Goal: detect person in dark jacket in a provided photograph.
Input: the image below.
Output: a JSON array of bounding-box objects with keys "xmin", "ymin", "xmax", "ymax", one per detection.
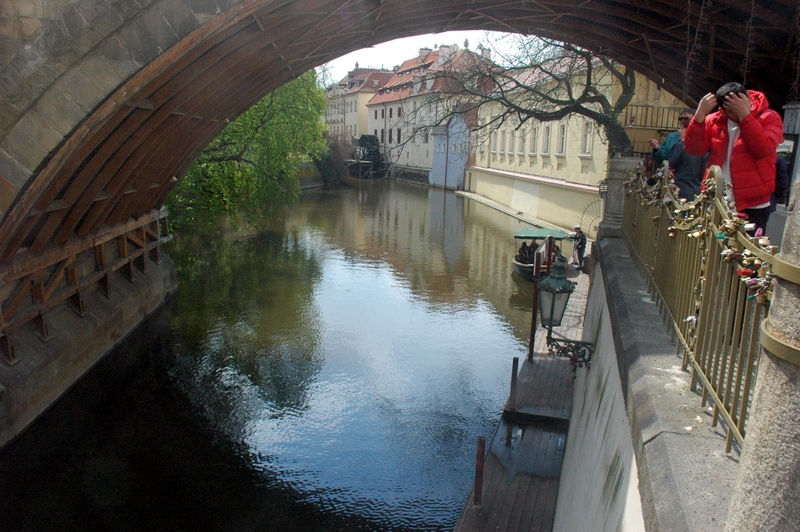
[
  {"xmin": 684, "ymin": 82, "xmax": 783, "ymax": 233},
  {"xmin": 649, "ymin": 108, "xmax": 694, "ymax": 166},
  {"xmin": 772, "ymin": 154, "xmax": 789, "ymax": 212},
  {"xmin": 666, "ymin": 127, "xmax": 707, "ymax": 201}
]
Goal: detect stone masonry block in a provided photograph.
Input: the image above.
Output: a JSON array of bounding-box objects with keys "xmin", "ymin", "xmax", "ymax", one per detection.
[
  {"xmin": 0, "ymin": 173, "xmax": 20, "ymax": 213},
  {"xmin": 116, "ymin": 16, "xmax": 161, "ymax": 66},
  {"xmin": 0, "ymin": 0, "xmax": 44, "ymax": 18},
  {"xmin": 158, "ymin": 0, "xmax": 200, "ymax": 40},
  {"xmin": 98, "ymin": 36, "xmax": 139, "ymax": 80},
  {"xmin": 61, "ymin": 5, "xmax": 90, "ymax": 41},
  {"xmin": 0, "ymin": 116, "xmax": 55, "ymax": 173},
  {"xmin": 74, "ymin": 0, "xmax": 126, "ymax": 42},
  {"xmin": 139, "ymin": 4, "xmax": 180, "ymax": 53},
  {"xmin": 18, "ymin": 17, "xmax": 43, "ymax": 40},
  {"xmin": 58, "ymin": 64, "xmax": 104, "ymax": 112},
  {"xmin": 189, "ymin": 0, "xmax": 222, "ymax": 16},
  {"xmin": 108, "ymin": 0, "xmax": 145, "ymax": 22},
  {"xmin": 0, "ymin": 146, "xmax": 30, "ymax": 191},
  {"xmin": 75, "ymin": 54, "xmax": 125, "ymax": 101},
  {"xmin": 9, "ymin": 108, "xmax": 64, "ymax": 158},
  {"xmin": 32, "ymin": 85, "xmax": 85, "ymax": 137}
]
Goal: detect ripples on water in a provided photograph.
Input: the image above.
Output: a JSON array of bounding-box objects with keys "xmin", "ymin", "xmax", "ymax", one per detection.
[{"xmin": 0, "ymin": 180, "xmax": 535, "ymax": 531}]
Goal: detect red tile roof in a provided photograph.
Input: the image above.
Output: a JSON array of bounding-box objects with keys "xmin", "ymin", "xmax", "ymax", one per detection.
[{"xmin": 367, "ymin": 47, "xmax": 487, "ymax": 106}]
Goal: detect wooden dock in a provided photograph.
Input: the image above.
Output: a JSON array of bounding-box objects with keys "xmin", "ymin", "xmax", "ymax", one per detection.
[{"xmin": 455, "ymin": 264, "xmax": 589, "ymax": 532}]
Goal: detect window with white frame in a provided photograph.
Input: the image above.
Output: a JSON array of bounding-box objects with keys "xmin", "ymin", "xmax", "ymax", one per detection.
[
  {"xmin": 542, "ymin": 124, "xmax": 551, "ymax": 155},
  {"xmin": 529, "ymin": 122, "xmax": 538, "ymax": 155},
  {"xmin": 491, "ymin": 130, "xmax": 497, "ymax": 153},
  {"xmin": 518, "ymin": 129, "xmax": 526, "ymax": 155},
  {"xmin": 500, "ymin": 129, "xmax": 507, "ymax": 153},
  {"xmin": 580, "ymin": 120, "xmax": 593, "ymax": 155},
  {"xmin": 556, "ymin": 120, "xmax": 567, "ymax": 155}
]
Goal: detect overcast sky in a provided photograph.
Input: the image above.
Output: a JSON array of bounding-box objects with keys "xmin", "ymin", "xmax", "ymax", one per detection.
[{"xmin": 320, "ymin": 30, "xmax": 513, "ymax": 83}]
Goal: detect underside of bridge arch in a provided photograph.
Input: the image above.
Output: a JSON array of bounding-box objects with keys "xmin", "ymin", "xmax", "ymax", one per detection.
[{"xmin": 0, "ymin": 0, "xmax": 797, "ymax": 265}]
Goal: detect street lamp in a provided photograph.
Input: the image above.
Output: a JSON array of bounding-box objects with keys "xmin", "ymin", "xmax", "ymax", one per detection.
[{"xmin": 538, "ymin": 257, "xmax": 595, "ymax": 376}]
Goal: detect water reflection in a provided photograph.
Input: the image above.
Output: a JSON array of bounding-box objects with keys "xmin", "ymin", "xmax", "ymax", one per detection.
[{"xmin": 0, "ymin": 179, "xmax": 539, "ymax": 531}]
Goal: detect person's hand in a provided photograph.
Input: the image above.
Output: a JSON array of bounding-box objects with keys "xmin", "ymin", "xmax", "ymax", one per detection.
[
  {"xmin": 695, "ymin": 93, "xmax": 717, "ymax": 123},
  {"xmin": 722, "ymin": 92, "xmax": 751, "ymax": 122},
  {"xmin": 648, "ymin": 138, "xmax": 660, "ymax": 150}
]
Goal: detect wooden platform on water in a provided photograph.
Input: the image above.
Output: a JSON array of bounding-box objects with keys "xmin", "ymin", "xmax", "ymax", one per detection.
[{"xmin": 455, "ymin": 264, "xmax": 589, "ymax": 532}]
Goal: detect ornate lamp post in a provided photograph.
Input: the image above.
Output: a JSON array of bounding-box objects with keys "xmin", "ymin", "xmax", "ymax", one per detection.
[{"xmin": 538, "ymin": 257, "xmax": 594, "ymax": 376}]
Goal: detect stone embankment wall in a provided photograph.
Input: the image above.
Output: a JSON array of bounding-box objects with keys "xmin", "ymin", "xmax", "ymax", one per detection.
[
  {"xmin": 0, "ymin": 256, "xmax": 177, "ymax": 448},
  {"xmin": 553, "ymin": 237, "xmax": 739, "ymax": 531},
  {"xmin": 554, "ymin": 262, "xmax": 645, "ymax": 531}
]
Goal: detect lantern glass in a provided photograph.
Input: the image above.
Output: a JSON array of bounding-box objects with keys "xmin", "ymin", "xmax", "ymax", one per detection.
[
  {"xmin": 539, "ymin": 288, "xmax": 570, "ymax": 327},
  {"xmin": 537, "ymin": 259, "xmax": 574, "ymax": 328}
]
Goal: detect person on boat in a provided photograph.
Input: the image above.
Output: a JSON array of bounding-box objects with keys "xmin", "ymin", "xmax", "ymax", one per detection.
[{"xmin": 516, "ymin": 241, "xmax": 530, "ymax": 264}]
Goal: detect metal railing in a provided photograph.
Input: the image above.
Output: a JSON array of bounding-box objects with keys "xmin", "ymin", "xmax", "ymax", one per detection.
[{"xmin": 622, "ymin": 165, "xmax": 779, "ymax": 452}]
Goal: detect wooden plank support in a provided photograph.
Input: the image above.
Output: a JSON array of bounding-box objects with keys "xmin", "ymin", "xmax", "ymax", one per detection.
[
  {"xmin": 99, "ymin": 272, "xmax": 111, "ymax": 299},
  {"xmin": 32, "ymin": 313, "xmax": 50, "ymax": 342},
  {"xmin": 0, "ymin": 204, "xmax": 171, "ymax": 365},
  {"xmin": 95, "ymin": 242, "xmax": 107, "ymax": 270},
  {"xmin": 118, "ymin": 236, "xmax": 134, "ymax": 282},
  {"xmin": 0, "ymin": 333, "xmax": 16, "ymax": 365},
  {"xmin": 67, "ymin": 266, "xmax": 86, "ymax": 317},
  {"xmin": 124, "ymin": 259, "xmax": 135, "ymax": 283},
  {"xmin": 31, "ymin": 281, "xmax": 45, "ymax": 305},
  {"xmin": 1, "ymin": 207, "xmax": 168, "ymax": 285},
  {"xmin": 3, "ymin": 277, "xmax": 34, "ymax": 319}
]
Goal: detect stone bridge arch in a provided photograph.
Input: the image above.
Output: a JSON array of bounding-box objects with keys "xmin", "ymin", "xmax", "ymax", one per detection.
[{"xmin": 0, "ymin": 0, "xmax": 797, "ymax": 265}]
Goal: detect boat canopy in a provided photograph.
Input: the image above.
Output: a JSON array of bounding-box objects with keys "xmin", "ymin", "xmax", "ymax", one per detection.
[{"xmin": 513, "ymin": 227, "xmax": 567, "ymax": 241}]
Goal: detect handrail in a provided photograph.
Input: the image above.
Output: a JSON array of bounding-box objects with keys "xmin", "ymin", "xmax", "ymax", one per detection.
[{"xmin": 621, "ymin": 163, "xmax": 783, "ymax": 451}]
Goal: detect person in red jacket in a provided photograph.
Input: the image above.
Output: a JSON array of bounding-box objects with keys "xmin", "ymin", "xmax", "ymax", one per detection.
[{"xmin": 684, "ymin": 82, "xmax": 783, "ymax": 233}]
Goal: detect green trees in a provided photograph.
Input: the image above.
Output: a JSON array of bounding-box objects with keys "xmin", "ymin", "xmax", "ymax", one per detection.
[{"xmin": 168, "ymin": 70, "xmax": 328, "ymax": 228}]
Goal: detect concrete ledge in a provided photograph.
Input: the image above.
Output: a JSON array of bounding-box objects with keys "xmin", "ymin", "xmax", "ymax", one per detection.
[{"xmin": 597, "ymin": 236, "xmax": 738, "ymax": 531}]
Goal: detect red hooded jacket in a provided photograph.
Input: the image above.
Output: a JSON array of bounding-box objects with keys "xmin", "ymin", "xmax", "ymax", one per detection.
[{"xmin": 684, "ymin": 90, "xmax": 783, "ymax": 210}]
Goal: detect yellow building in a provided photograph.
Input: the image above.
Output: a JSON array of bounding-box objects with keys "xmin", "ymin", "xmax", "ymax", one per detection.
[
  {"xmin": 324, "ymin": 65, "xmax": 394, "ymax": 146},
  {"xmin": 465, "ymin": 71, "xmax": 688, "ymax": 239}
]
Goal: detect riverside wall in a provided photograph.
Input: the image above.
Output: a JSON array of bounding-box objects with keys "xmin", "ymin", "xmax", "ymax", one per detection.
[
  {"xmin": 0, "ymin": 256, "xmax": 177, "ymax": 448},
  {"xmin": 553, "ymin": 237, "xmax": 738, "ymax": 531}
]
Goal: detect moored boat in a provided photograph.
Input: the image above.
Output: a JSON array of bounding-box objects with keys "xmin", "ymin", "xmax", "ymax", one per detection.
[{"xmin": 513, "ymin": 227, "xmax": 567, "ymax": 281}]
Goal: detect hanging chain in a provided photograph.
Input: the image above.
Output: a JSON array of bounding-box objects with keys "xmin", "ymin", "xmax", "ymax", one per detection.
[
  {"xmin": 683, "ymin": 0, "xmax": 708, "ymax": 99},
  {"xmin": 740, "ymin": 0, "xmax": 756, "ymax": 84},
  {"xmin": 789, "ymin": 7, "xmax": 800, "ymax": 102}
]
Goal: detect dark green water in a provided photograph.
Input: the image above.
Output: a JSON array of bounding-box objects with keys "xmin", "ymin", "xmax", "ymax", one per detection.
[{"xmin": 0, "ymin": 180, "xmax": 538, "ymax": 531}]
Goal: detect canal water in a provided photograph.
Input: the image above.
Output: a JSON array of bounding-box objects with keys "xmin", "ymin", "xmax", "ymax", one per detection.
[{"xmin": 0, "ymin": 180, "xmax": 539, "ymax": 531}]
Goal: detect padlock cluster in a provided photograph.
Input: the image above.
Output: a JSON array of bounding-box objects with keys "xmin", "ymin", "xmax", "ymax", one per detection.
[{"xmin": 626, "ymin": 165, "xmax": 779, "ymax": 307}]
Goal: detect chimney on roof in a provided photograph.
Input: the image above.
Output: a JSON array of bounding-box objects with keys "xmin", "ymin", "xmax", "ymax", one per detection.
[
  {"xmin": 438, "ymin": 45, "xmax": 453, "ymax": 65},
  {"xmin": 419, "ymin": 47, "xmax": 432, "ymax": 61},
  {"xmin": 481, "ymin": 46, "xmax": 491, "ymax": 60},
  {"xmin": 355, "ymin": 61, "xmax": 359, "ymax": 69}
]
